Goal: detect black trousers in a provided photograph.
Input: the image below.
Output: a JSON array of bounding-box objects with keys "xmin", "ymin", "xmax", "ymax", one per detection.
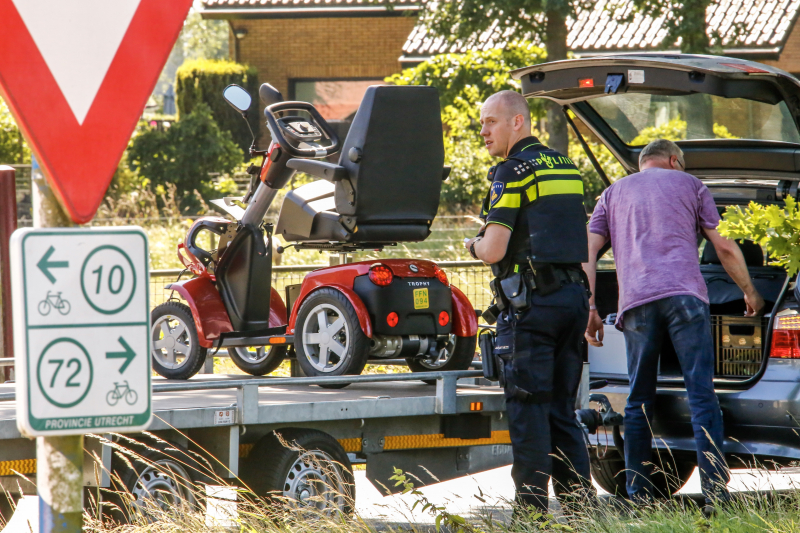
[{"xmin": 495, "ymin": 282, "xmax": 591, "ymax": 513}]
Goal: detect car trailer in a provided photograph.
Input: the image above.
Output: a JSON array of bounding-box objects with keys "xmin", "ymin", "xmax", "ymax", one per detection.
[{"xmin": 0, "ymin": 370, "xmax": 515, "ymax": 520}]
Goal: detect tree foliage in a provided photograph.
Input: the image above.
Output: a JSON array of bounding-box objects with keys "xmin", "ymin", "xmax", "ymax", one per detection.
[
  {"xmin": 387, "ymin": 44, "xmax": 615, "ymax": 210},
  {"xmin": 387, "ymin": 44, "xmax": 548, "ymax": 211},
  {"xmin": 127, "ymin": 103, "xmax": 241, "ymax": 212},
  {"xmin": 620, "ymin": 0, "xmax": 748, "ymax": 54},
  {"xmin": 176, "ymin": 59, "xmax": 259, "ymax": 154},
  {"xmin": 0, "ymin": 97, "xmax": 30, "ymax": 164},
  {"xmin": 417, "ymin": 0, "xmax": 589, "ymax": 52},
  {"xmin": 719, "ymin": 198, "xmax": 800, "ymax": 276}
]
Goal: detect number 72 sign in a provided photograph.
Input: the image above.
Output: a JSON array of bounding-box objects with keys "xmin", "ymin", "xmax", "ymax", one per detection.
[{"xmin": 10, "ymin": 227, "xmax": 151, "ymax": 436}]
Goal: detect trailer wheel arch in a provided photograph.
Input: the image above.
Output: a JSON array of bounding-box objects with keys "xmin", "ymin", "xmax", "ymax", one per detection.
[{"xmin": 239, "ymin": 427, "xmax": 355, "ymax": 516}]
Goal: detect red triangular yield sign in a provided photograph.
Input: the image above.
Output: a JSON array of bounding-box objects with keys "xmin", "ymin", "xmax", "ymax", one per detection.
[{"xmin": 0, "ymin": 0, "xmax": 193, "ymax": 224}]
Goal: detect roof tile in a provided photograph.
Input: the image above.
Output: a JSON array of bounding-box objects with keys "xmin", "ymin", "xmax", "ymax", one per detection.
[{"xmin": 399, "ymin": 0, "xmax": 800, "ymax": 57}]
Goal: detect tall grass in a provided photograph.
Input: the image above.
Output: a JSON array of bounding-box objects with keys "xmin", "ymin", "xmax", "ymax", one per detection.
[{"xmin": 0, "ymin": 427, "xmax": 787, "ymax": 533}]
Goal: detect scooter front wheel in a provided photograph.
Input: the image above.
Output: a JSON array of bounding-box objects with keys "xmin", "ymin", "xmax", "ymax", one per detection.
[
  {"xmin": 229, "ymin": 345, "xmax": 287, "ymax": 376},
  {"xmin": 151, "ymin": 302, "xmax": 207, "ymax": 380},
  {"xmin": 295, "ymin": 288, "xmax": 370, "ymax": 385}
]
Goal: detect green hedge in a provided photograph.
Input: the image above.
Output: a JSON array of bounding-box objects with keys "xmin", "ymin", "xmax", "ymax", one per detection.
[{"xmin": 176, "ymin": 59, "xmax": 259, "ymax": 154}]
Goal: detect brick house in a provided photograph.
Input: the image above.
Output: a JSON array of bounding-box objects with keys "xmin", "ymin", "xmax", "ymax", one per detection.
[
  {"xmin": 202, "ymin": 0, "xmax": 421, "ymax": 122},
  {"xmin": 202, "ymin": 0, "xmax": 800, "ymax": 120}
]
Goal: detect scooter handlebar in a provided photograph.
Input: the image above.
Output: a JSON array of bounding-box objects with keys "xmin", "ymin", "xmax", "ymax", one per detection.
[{"xmin": 264, "ymin": 101, "xmax": 340, "ymax": 159}]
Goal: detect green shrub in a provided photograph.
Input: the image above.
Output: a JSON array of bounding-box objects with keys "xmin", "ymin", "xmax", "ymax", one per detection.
[
  {"xmin": 176, "ymin": 59, "xmax": 259, "ymax": 154},
  {"xmin": 127, "ymin": 103, "xmax": 242, "ymax": 212},
  {"xmin": 719, "ymin": 197, "xmax": 800, "ymax": 276},
  {"xmin": 387, "ymin": 44, "xmax": 548, "ymax": 213},
  {"xmin": 0, "ymin": 97, "xmax": 30, "ymax": 164}
]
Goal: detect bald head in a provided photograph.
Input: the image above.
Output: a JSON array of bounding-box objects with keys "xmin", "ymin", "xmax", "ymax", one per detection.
[
  {"xmin": 484, "ymin": 91, "xmax": 532, "ymax": 127},
  {"xmin": 480, "ymin": 90, "xmax": 532, "ymax": 157}
]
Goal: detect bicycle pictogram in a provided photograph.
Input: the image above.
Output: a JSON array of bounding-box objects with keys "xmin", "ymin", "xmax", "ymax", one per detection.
[
  {"xmin": 38, "ymin": 291, "xmax": 71, "ymax": 316},
  {"xmin": 106, "ymin": 381, "xmax": 138, "ymax": 406}
]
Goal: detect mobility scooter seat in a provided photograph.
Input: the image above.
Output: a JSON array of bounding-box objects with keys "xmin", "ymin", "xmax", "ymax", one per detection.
[{"xmin": 276, "ymin": 85, "xmax": 444, "ymax": 247}]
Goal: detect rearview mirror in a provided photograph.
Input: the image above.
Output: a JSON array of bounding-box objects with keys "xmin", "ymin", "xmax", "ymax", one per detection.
[{"xmin": 223, "ymin": 85, "xmax": 252, "ymax": 113}]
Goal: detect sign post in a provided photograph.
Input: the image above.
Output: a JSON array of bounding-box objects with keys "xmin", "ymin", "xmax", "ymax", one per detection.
[
  {"xmin": 11, "ymin": 228, "xmax": 151, "ymax": 531},
  {"xmin": 0, "ymin": 2, "xmax": 193, "ymax": 530}
]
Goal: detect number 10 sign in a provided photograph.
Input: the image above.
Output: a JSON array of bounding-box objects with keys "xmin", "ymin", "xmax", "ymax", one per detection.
[{"xmin": 10, "ymin": 227, "xmax": 151, "ymax": 436}]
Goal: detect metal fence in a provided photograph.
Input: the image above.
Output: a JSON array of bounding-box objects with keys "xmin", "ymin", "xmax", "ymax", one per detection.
[{"xmin": 150, "ymin": 261, "xmax": 494, "ymax": 314}]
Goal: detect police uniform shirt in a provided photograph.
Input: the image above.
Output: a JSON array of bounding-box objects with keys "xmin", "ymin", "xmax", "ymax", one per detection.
[{"xmin": 480, "ymin": 137, "xmax": 586, "ymax": 270}]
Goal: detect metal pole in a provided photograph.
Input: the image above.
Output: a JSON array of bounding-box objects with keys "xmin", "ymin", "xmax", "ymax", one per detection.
[
  {"xmin": 31, "ymin": 156, "xmax": 73, "ymax": 229},
  {"xmin": 31, "ymin": 155, "xmax": 82, "ymax": 533},
  {"xmin": 0, "ymin": 166, "xmax": 16, "ymax": 381},
  {"xmin": 37, "ymin": 436, "xmax": 83, "ymax": 532}
]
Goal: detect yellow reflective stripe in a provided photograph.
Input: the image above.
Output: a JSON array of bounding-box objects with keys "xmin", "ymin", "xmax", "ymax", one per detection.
[
  {"xmin": 535, "ymin": 168, "xmax": 581, "ymax": 177},
  {"xmin": 506, "ymin": 174, "xmax": 535, "ymax": 189},
  {"xmin": 526, "ymin": 179, "xmax": 584, "ymax": 202},
  {"xmin": 539, "ymin": 180, "xmax": 584, "ymax": 196},
  {"xmin": 507, "ymin": 168, "xmax": 580, "ymax": 189},
  {"xmin": 493, "ymin": 193, "xmax": 520, "ymax": 208}
]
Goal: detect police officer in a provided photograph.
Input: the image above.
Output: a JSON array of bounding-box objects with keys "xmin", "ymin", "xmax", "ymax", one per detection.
[{"xmin": 464, "ymin": 91, "xmax": 592, "ymax": 513}]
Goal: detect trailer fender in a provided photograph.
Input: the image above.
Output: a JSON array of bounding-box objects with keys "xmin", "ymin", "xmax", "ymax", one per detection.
[
  {"xmin": 288, "ymin": 285, "xmax": 373, "ymax": 338},
  {"xmin": 167, "ymin": 277, "xmax": 233, "ymax": 348},
  {"xmin": 450, "ymin": 285, "xmax": 478, "ymax": 337},
  {"xmin": 269, "ymin": 287, "xmax": 288, "ymax": 327}
]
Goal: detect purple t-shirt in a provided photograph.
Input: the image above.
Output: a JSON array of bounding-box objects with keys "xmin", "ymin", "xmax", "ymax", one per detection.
[{"xmin": 589, "ymin": 168, "xmax": 720, "ymax": 324}]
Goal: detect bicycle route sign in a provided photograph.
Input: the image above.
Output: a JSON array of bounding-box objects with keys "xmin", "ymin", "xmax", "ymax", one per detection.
[{"xmin": 10, "ymin": 227, "xmax": 151, "ymax": 436}]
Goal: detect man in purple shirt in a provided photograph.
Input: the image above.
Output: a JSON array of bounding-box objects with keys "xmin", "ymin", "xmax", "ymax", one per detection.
[{"xmin": 582, "ymin": 139, "xmax": 764, "ymax": 506}]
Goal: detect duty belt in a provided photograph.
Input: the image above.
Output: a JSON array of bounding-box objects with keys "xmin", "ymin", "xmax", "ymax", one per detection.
[{"xmin": 482, "ymin": 264, "xmax": 586, "ymax": 324}]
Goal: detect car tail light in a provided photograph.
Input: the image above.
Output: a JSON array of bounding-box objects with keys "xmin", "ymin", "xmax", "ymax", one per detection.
[
  {"xmin": 439, "ymin": 311, "xmax": 450, "ymax": 326},
  {"xmin": 369, "ymin": 264, "xmax": 393, "ymax": 286},
  {"xmin": 771, "ymin": 315, "xmax": 800, "ymax": 358},
  {"xmin": 387, "ymin": 312, "xmax": 399, "ymax": 327},
  {"xmin": 433, "ymin": 264, "xmax": 449, "ymax": 286}
]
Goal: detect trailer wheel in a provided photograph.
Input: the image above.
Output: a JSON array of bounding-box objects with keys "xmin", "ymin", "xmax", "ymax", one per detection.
[
  {"xmin": 103, "ymin": 438, "xmax": 211, "ymax": 524},
  {"xmin": 241, "ymin": 428, "xmax": 355, "ymax": 516},
  {"xmin": 295, "ymin": 289, "xmax": 370, "ymax": 383},
  {"xmin": 406, "ymin": 334, "xmax": 477, "ymax": 384},
  {"xmin": 151, "ymin": 302, "xmax": 207, "ymax": 380},
  {"xmin": 229, "ymin": 345, "xmax": 287, "ymax": 376},
  {"xmin": 590, "ymin": 450, "xmax": 695, "ymax": 498}
]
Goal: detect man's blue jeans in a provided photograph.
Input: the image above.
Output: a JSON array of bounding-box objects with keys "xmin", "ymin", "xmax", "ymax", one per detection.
[{"xmin": 622, "ymin": 295, "xmax": 729, "ymax": 501}]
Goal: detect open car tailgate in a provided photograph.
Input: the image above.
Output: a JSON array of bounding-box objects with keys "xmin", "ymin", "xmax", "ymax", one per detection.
[{"xmin": 512, "ymin": 54, "xmax": 800, "ymax": 176}]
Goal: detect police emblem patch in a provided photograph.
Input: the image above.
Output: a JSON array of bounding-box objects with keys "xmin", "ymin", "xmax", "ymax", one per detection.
[{"xmin": 490, "ymin": 181, "xmax": 505, "ymax": 206}]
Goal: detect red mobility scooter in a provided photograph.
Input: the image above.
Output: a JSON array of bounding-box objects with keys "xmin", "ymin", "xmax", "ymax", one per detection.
[{"xmin": 150, "ymin": 83, "xmax": 478, "ymax": 380}]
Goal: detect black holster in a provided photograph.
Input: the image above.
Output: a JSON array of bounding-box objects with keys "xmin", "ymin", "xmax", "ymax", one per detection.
[{"xmin": 478, "ymin": 329, "xmax": 505, "ymax": 386}]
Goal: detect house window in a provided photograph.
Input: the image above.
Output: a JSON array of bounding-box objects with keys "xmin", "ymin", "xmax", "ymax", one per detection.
[{"xmin": 291, "ymin": 79, "xmax": 385, "ymax": 121}]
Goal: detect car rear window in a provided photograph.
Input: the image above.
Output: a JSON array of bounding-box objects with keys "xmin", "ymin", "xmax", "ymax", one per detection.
[{"xmin": 588, "ymin": 93, "xmax": 800, "ymax": 145}]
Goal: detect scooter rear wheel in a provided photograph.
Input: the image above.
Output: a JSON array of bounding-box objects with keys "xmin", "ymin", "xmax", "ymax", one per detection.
[
  {"xmin": 151, "ymin": 302, "xmax": 207, "ymax": 380},
  {"xmin": 229, "ymin": 346, "xmax": 287, "ymax": 376},
  {"xmin": 295, "ymin": 288, "xmax": 370, "ymax": 383}
]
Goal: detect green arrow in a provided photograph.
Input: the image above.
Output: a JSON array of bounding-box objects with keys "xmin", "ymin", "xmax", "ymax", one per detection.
[
  {"xmin": 37, "ymin": 246, "xmax": 69, "ymax": 284},
  {"xmin": 107, "ymin": 337, "xmax": 136, "ymax": 374}
]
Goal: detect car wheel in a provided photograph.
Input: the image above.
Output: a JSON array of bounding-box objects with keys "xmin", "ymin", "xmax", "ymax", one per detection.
[
  {"xmin": 406, "ymin": 334, "xmax": 477, "ymax": 384},
  {"xmin": 102, "ymin": 437, "xmax": 211, "ymax": 524},
  {"xmin": 240, "ymin": 428, "xmax": 354, "ymax": 517},
  {"xmin": 229, "ymin": 346, "xmax": 287, "ymax": 376},
  {"xmin": 151, "ymin": 302, "xmax": 207, "ymax": 380},
  {"xmin": 590, "ymin": 449, "xmax": 695, "ymax": 498},
  {"xmin": 295, "ymin": 289, "xmax": 370, "ymax": 384}
]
